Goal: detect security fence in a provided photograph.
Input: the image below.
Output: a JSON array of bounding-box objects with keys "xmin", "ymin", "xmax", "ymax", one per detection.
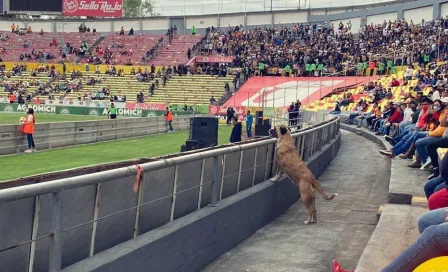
[
  {"xmin": 0, "ymin": 113, "xmax": 340, "ymax": 272},
  {"xmin": 0, "ymin": 115, "xmax": 201, "ymax": 155}
]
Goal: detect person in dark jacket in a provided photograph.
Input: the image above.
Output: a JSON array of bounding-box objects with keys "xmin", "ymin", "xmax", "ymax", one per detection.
[{"xmin": 230, "ymin": 116, "xmax": 242, "ymax": 143}]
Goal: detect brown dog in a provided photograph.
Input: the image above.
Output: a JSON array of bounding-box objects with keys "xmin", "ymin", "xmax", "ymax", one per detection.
[{"xmin": 269, "ymin": 125, "xmax": 336, "ymax": 224}]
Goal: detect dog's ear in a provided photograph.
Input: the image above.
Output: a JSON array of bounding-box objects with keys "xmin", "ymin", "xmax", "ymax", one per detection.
[{"xmin": 280, "ymin": 126, "xmax": 289, "ymax": 135}]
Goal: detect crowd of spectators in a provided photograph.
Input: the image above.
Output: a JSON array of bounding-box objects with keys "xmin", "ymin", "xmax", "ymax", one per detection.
[
  {"xmin": 333, "ymin": 61, "xmax": 448, "ymax": 271},
  {"xmin": 197, "ymin": 17, "xmax": 448, "ymax": 78}
]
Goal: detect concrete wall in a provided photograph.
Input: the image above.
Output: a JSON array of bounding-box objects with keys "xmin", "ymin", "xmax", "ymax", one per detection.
[
  {"xmin": 0, "ymin": 115, "xmax": 197, "ymax": 155},
  {"xmin": 0, "ymin": 115, "xmax": 340, "ymax": 272},
  {"xmin": 0, "ymin": 0, "xmax": 446, "ymax": 33},
  {"xmin": 63, "ymin": 125, "xmax": 341, "ymax": 272}
]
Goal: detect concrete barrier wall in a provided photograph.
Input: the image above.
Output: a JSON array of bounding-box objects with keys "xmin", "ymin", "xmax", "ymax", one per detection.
[
  {"xmin": 0, "ymin": 116, "xmax": 340, "ymax": 272},
  {"xmin": 63, "ymin": 125, "xmax": 342, "ymax": 272},
  {"xmin": 0, "ymin": 115, "xmax": 201, "ymax": 155}
]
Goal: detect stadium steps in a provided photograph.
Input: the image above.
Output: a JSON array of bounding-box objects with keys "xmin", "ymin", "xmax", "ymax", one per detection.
[
  {"xmin": 77, "ymin": 34, "xmax": 106, "ymax": 63},
  {"xmin": 354, "ymin": 204, "xmax": 427, "ymax": 272}
]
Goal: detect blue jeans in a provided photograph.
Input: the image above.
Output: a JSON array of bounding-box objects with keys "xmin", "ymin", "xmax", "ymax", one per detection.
[
  {"xmin": 357, "ymin": 113, "xmax": 371, "ymax": 127},
  {"xmin": 26, "ymin": 133, "xmax": 35, "ymax": 149},
  {"xmin": 397, "ymin": 121, "xmax": 413, "ymax": 137},
  {"xmin": 348, "ymin": 113, "xmax": 359, "ymax": 122},
  {"xmin": 392, "ymin": 131, "xmax": 427, "ymax": 155},
  {"xmin": 394, "ymin": 125, "xmax": 414, "ymax": 142},
  {"xmin": 380, "ymin": 123, "xmax": 391, "ymax": 135},
  {"xmin": 424, "ymin": 176, "xmax": 446, "ymax": 199},
  {"xmin": 416, "ymin": 136, "xmax": 441, "ymax": 163},
  {"xmin": 246, "ymin": 122, "xmax": 252, "ymax": 138},
  {"xmin": 381, "ymin": 208, "xmax": 448, "ymax": 272}
]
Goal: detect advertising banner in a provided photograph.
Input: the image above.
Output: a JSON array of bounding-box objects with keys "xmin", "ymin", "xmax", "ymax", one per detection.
[
  {"xmin": 0, "ymin": 103, "xmax": 199, "ymax": 118},
  {"xmin": 45, "ymin": 99, "xmax": 127, "ymax": 109},
  {"xmin": 195, "ymin": 56, "xmax": 235, "ymax": 63},
  {"xmin": 63, "ymin": 0, "xmax": 123, "ymax": 17},
  {"xmin": 223, "ymin": 76, "xmax": 378, "ymax": 108},
  {"xmin": 208, "ymin": 105, "xmax": 246, "ymax": 122},
  {"xmin": 125, "ymin": 102, "xmax": 167, "ymax": 111}
]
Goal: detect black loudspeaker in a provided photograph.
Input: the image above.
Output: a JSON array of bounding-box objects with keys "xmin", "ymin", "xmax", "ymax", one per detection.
[
  {"xmin": 189, "ymin": 117, "xmax": 219, "ymax": 147},
  {"xmin": 263, "ymin": 119, "xmax": 271, "ymax": 125},
  {"xmin": 256, "ymin": 111, "xmax": 263, "ymax": 125},
  {"xmin": 186, "ymin": 140, "xmax": 200, "ymax": 150},
  {"xmin": 255, "ymin": 124, "xmax": 271, "ymax": 137}
]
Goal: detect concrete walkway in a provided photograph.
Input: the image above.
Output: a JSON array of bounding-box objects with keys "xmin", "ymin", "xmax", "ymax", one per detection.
[{"xmin": 202, "ymin": 130, "xmax": 390, "ymax": 272}]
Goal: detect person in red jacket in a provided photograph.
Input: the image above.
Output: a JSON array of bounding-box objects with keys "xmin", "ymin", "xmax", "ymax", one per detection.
[
  {"xmin": 22, "ymin": 108, "xmax": 36, "ymax": 153},
  {"xmin": 391, "ymin": 77, "xmax": 400, "ymax": 87},
  {"xmin": 379, "ymin": 102, "xmax": 404, "ymax": 135}
]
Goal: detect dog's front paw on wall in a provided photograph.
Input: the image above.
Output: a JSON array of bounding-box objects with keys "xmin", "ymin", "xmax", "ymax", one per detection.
[{"xmin": 269, "ymin": 177, "xmax": 280, "ymax": 183}]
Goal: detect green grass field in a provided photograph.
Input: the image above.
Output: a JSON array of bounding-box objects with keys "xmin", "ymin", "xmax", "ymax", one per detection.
[
  {"xmin": 0, "ymin": 112, "xmax": 107, "ymax": 125},
  {"xmin": 0, "ymin": 113, "xmax": 233, "ymax": 181}
]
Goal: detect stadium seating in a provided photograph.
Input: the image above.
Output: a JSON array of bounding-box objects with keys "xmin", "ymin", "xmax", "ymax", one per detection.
[
  {"xmin": 150, "ymin": 35, "xmax": 202, "ymax": 66},
  {"xmin": 148, "ymin": 74, "xmax": 230, "ymax": 104},
  {"xmin": 1, "ymin": 70, "xmax": 51, "ymax": 95},
  {"xmin": 43, "ymin": 72, "xmax": 230, "ymax": 105},
  {"xmin": 92, "ymin": 33, "xmax": 164, "ymax": 65}
]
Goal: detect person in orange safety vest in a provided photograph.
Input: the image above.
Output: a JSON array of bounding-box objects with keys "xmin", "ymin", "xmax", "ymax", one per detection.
[
  {"xmin": 164, "ymin": 107, "xmax": 175, "ymax": 132},
  {"xmin": 23, "ymin": 108, "xmax": 36, "ymax": 153}
]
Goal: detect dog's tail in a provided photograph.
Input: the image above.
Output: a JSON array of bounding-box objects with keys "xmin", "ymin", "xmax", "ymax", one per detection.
[{"xmin": 311, "ymin": 179, "xmax": 337, "ymax": 200}]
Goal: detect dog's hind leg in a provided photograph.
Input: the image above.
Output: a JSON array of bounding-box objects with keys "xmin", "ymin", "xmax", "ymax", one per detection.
[
  {"xmin": 311, "ymin": 191, "xmax": 317, "ymax": 223},
  {"xmin": 301, "ymin": 196, "xmax": 313, "ymax": 225}
]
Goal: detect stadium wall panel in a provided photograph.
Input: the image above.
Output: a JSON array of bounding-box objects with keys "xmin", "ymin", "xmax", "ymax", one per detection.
[
  {"xmin": 247, "ymin": 13, "xmax": 272, "ymax": 26},
  {"xmin": 442, "ymin": 2, "xmax": 448, "ymax": 17},
  {"xmin": 142, "ymin": 18, "xmax": 170, "ymax": 30},
  {"xmin": 403, "ymin": 5, "xmax": 434, "ymax": 23},
  {"xmin": 273, "ymin": 11, "xmax": 307, "ymax": 24},
  {"xmin": 186, "ymin": 16, "xmax": 219, "ymax": 30},
  {"xmin": 367, "ymin": 12, "xmax": 397, "ymax": 25},
  {"xmin": 220, "ymin": 14, "xmax": 245, "ymax": 27}
]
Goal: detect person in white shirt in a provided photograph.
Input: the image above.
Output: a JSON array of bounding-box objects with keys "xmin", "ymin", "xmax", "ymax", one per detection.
[{"xmin": 405, "ymin": 66, "xmax": 413, "ymax": 80}]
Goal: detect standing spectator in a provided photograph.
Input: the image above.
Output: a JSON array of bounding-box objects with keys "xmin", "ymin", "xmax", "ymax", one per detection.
[
  {"xmin": 192, "ymin": 26, "xmax": 196, "ymax": 35},
  {"xmin": 187, "ymin": 48, "xmax": 191, "ymax": 59},
  {"xmin": 165, "ymin": 107, "xmax": 175, "ymax": 132},
  {"xmin": 245, "ymin": 111, "xmax": 253, "ymax": 138},
  {"xmin": 230, "ymin": 116, "xmax": 242, "ymax": 143},
  {"xmin": 23, "ymin": 108, "xmax": 36, "ymax": 153},
  {"xmin": 8, "ymin": 92, "xmax": 14, "ymax": 103},
  {"xmin": 108, "ymin": 103, "xmax": 117, "ymax": 119}
]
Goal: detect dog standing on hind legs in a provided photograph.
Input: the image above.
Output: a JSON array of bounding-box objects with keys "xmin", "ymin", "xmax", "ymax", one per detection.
[{"xmin": 269, "ymin": 125, "xmax": 337, "ymax": 225}]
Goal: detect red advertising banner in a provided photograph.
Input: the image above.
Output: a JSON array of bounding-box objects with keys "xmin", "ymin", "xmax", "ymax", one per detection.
[
  {"xmin": 63, "ymin": 0, "xmax": 123, "ymax": 17},
  {"xmin": 209, "ymin": 105, "xmax": 246, "ymax": 121},
  {"xmin": 125, "ymin": 102, "xmax": 167, "ymax": 111},
  {"xmin": 195, "ymin": 56, "xmax": 235, "ymax": 63}
]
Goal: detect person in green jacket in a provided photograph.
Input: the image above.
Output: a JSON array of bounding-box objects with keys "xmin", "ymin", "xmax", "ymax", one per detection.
[
  {"xmin": 258, "ymin": 62, "xmax": 265, "ymax": 76},
  {"xmin": 317, "ymin": 63, "xmax": 324, "ymax": 76},
  {"xmin": 391, "ymin": 66, "xmax": 397, "ymax": 74},
  {"xmin": 377, "ymin": 62, "xmax": 385, "ymax": 75},
  {"xmin": 362, "ymin": 61, "xmax": 368, "ymax": 76},
  {"xmin": 424, "ymin": 54, "xmax": 430, "ymax": 67},
  {"xmin": 108, "ymin": 103, "xmax": 117, "ymax": 119},
  {"xmin": 357, "ymin": 62, "xmax": 364, "ymax": 76},
  {"xmin": 284, "ymin": 64, "xmax": 291, "ymax": 77},
  {"xmin": 305, "ymin": 63, "xmax": 311, "ymax": 76},
  {"xmin": 387, "ymin": 60, "xmax": 393, "ymax": 75},
  {"xmin": 192, "ymin": 26, "xmax": 196, "ymax": 35},
  {"xmin": 310, "ymin": 63, "xmax": 316, "ymax": 76}
]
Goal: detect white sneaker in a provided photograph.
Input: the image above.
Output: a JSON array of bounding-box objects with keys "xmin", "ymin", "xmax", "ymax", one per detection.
[
  {"xmin": 24, "ymin": 149, "xmax": 32, "ymax": 153},
  {"xmin": 420, "ymin": 158, "xmax": 432, "ymax": 170},
  {"xmin": 32, "ymin": 148, "xmax": 37, "ymax": 152}
]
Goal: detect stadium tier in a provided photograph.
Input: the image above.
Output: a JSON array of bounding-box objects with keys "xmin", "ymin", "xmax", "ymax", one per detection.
[{"xmin": 36, "ymin": 71, "xmax": 231, "ymax": 105}]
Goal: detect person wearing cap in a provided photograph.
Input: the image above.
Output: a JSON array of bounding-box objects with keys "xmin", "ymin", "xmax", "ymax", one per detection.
[
  {"xmin": 414, "ymin": 100, "xmax": 447, "ymax": 169},
  {"xmin": 379, "ymin": 98, "xmax": 434, "ymax": 158},
  {"xmin": 377, "ymin": 102, "xmax": 403, "ymax": 136},
  {"xmin": 408, "ymin": 100, "xmax": 446, "ymax": 168}
]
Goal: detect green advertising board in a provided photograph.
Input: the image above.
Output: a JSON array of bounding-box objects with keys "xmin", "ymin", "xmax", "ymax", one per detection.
[{"xmin": 0, "ymin": 103, "xmax": 200, "ymax": 118}]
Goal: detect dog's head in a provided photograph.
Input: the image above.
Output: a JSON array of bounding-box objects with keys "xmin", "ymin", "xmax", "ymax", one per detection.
[{"xmin": 269, "ymin": 125, "xmax": 292, "ymax": 143}]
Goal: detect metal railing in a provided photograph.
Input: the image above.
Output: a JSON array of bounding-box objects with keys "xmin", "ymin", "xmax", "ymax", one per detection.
[
  {"xmin": 0, "ymin": 115, "xmax": 201, "ymax": 155},
  {"xmin": 0, "ymin": 112, "xmax": 340, "ymax": 272}
]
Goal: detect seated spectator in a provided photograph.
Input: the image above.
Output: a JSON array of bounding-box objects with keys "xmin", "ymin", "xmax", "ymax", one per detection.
[
  {"xmin": 120, "ymin": 26, "xmax": 125, "ymax": 36},
  {"xmin": 50, "ymin": 38, "xmax": 58, "ymax": 47},
  {"xmin": 391, "ymin": 78, "xmax": 400, "ymax": 87},
  {"xmin": 129, "ymin": 28, "xmax": 134, "ymax": 36}
]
